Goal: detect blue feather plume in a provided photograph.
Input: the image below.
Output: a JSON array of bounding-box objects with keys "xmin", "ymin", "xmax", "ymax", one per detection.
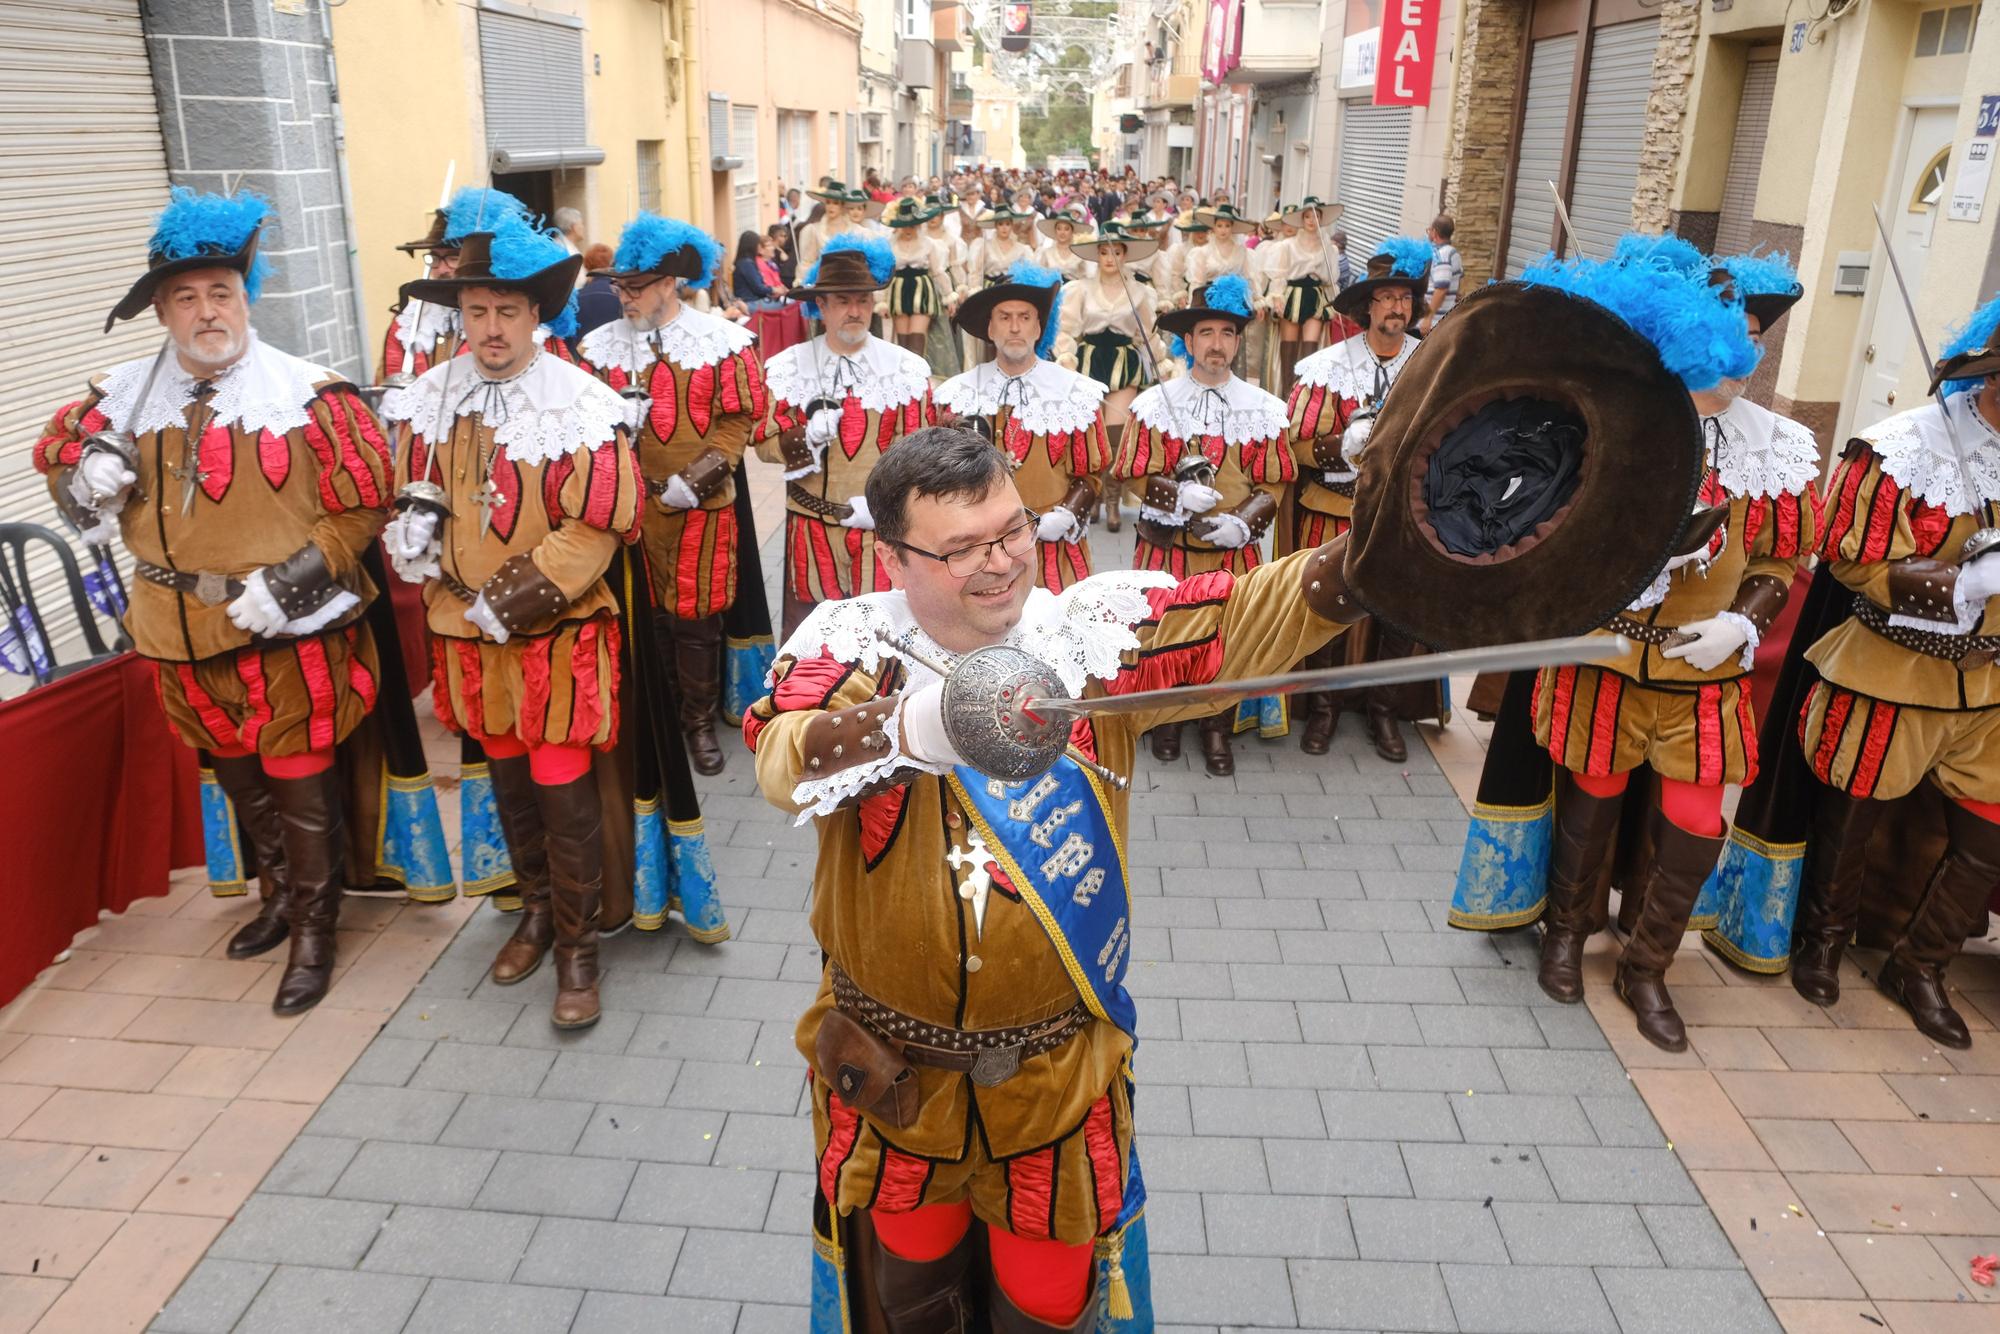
[
  {"xmin": 444, "ymin": 188, "xmax": 528, "ymax": 245},
  {"xmin": 148, "ymin": 187, "xmax": 272, "ymax": 301},
  {"xmin": 1005, "ymin": 259, "xmax": 1064, "ymax": 358},
  {"xmin": 1169, "ymin": 333, "xmax": 1191, "ymax": 366},
  {"xmin": 1609, "ymin": 231, "xmax": 1710, "ymax": 282},
  {"xmin": 1720, "ymin": 249, "xmax": 1801, "ymax": 299},
  {"xmin": 1204, "ymin": 272, "xmax": 1254, "ymax": 319},
  {"xmin": 1375, "ymin": 236, "xmax": 1433, "ymax": 281},
  {"xmin": 482, "ymin": 215, "xmax": 579, "ymax": 339},
  {"xmin": 1519, "ymin": 249, "xmax": 1760, "ymax": 391},
  {"xmin": 799, "ymin": 234, "xmax": 895, "ymax": 321},
  {"xmin": 613, "ymin": 213, "xmax": 725, "ymax": 290},
  {"xmin": 1940, "ymin": 292, "xmax": 2000, "ymax": 399}
]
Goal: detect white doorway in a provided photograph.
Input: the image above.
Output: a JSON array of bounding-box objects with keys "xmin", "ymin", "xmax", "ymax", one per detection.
[{"xmin": 1855, "ymin": 106, "xmax": 1955, "ymax": 431}]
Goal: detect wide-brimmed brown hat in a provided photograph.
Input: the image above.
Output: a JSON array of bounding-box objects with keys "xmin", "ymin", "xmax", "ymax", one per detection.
[
  {"xmin": 1333, "ymin": 250, "xmax": 1431, "ymax": 323},
  {"xmin": 1343, "ymin": 281, "xmax": 1707, "ymax": 649},
  {"xmin": 396, "ymin": 209, "xmax": 452, "ymax": 255},
  {"xmin": 953, "ymin": 277, "xmax": 1060, "ymax": 343},
  {"xmin": 400, "ymin": 230, "xmax": 581, "ymax": 324},
  {"xmin": 793, "ymin": 240, "xmax": 890, "ymax": 299},
  {"xmin": 1156, "ymin": 297, "xmax": 1251, "ymax": 339},
  {"xmin": 107, "ymin": 226, "xmax": 264, "ymax": 330},
  {"xmin": 1931, "ymin": 345, "xmax": 2000, "ymax": 394}
]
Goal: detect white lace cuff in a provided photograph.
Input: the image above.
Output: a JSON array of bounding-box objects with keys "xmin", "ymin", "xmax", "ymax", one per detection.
[
  {"xmin": 1139, "ymin": 503, "xmax": 1188, "ymax": 527},
  {"xmin": 788, "ymin": 694, "xmax": 945, "ymax": 824},
  {"xmin": 280, "ymin": 588, "xmax": 362, "ymax": 637},
  {"xmin": 1714, "ymin": 610, "xmax": 1762, "ymax": 672},
  {"xmin": 1890, "ymin": 585, "xmax": 1986, "ymax": 637}
]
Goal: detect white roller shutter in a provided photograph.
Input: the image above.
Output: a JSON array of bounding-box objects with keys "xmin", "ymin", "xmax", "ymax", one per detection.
[
  {"xmin": 1504, "ymin": 34, "xmax": 1575, "ymax": 277},
  {"xmin": 478, "ymin": 3, "xmax": 602, "ymax": 173},
  {"xmin": 1713, "ymin": 55, "xmax": 1777, "ymax": 255},
  {"xmin": 1567, "ymin": 18, "xmax": 1660, "ymax": 260},
  {"xmin": 1336, "ymin": 100, "xmax": 1412, "ymax": 261},
  {"xmin": 0, "ymin": 0, "xmax": 170, "ymax": 679},
  {"xmin": 732, "ymin": 105, "xmax": 761, "ymax": 238}
]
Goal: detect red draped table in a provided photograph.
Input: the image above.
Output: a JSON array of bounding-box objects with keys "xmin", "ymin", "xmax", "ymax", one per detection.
[{"xmin": 0, "ymin": 653, "xmax": 205, "ymax": 1007}]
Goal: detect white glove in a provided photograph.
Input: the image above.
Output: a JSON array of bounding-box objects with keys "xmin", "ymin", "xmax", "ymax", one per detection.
[
  {"xmin": 841, "ymin": 495, "xmax": 874, "ymax": 530},
  {"xmin": 659, "ymin": 474, "xmax": 700, "ymax": 510},
  {"xmin": 1198, "ymin": 512, "xmax": 1254, "ymax": 549},
  {"xmin": 381, "ymin": 510, "xmax": 438, "ymax": 562},
  {"xmin": 804, "ymin": 407, "xmax": 845, "ymax": 447},
  {"xmin": 77, "ymin": 451, "xmax": 137, "ymax": 508},
  {"xmin": 1958, "ymin": 554, "xmax": 2000, "ymax": 605},
  {"xmin": 897, "ymin": 681, "xmax": 965, "ymax": 768},
  {"xmin": 464, "ymin": 593, "xmax": 509, "ymax": 644},
  {"xmin": 1177, "ymin": 480, "xmax": 1222, "ymax": 515},
  {"xmin": 1036, "ymin": 507, "xmax": 1083, "ymax": 544},
  {"xmin": 225, "ymin": 570, "xmax": 289, "ymax": 638},
  {"xmin": 1661, "ymin": 614, "xmax": 1754, "ymax": 673}
]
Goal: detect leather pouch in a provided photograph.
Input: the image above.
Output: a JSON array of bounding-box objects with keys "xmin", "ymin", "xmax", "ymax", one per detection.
[{"xmin": 815, "ymin": 1008, "xmax": 921, "ymax": 1128}]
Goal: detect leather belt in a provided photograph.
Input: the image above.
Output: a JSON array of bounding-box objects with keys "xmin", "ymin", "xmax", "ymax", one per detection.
[
  {"xmin": 1135, "ymin": 516, "xmax": 1186, "ymax": 550},
  {"xmin": 830, "ymin": 964, "xmax": 1091, "ymax": 1088},
  {"xmin": 438, "ymin": 570, "xmax": 477, "ymax": 604},
  {"xmin": 1853, "ymin": 596, "xmax": 2000, "ymax": 671},
  {"xmin": 1309, "ymin": 473, "xmax": 1357, "ymax": 499},
  {"xmin": 1605, "ymin": 614, "xmax": 1678, "ymax": 646},
  {"xmin": 786, "ymin": 481, "xmax": 853, "ymax": 522},
  {"xmin": 134, "ymin": 559, "xmax": 242, "ymax": 607}
]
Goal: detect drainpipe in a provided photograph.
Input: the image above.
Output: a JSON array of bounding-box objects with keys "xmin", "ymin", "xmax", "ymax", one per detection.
[
  {"xmin": 679, "ymin": 0, "xmax": 706, "ymax": 227},
  {"xmin": 317, "ymin": 0, "xmax": 375, "ymax": 381}
]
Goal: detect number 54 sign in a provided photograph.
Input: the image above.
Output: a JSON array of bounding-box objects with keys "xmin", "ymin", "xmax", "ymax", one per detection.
[{"xmin": 1376, "ymin": 0, "xmax": 1441, "ymax": 107}]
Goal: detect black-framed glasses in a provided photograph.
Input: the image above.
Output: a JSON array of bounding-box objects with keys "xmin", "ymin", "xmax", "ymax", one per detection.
[
  {"xmin": 894, "ymin": 511, "xmax": 1040, "ymax": 578},
  {"xmin": 612, "ymin": 274, "xmax": 670, "ymax": 296}
]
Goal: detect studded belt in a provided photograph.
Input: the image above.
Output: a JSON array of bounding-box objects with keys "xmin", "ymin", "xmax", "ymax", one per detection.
[
  {"xmin": 829, "ymin": 963, "xmax": 1092, "ymax": 1087},
  {"xmin": 1604, "ymin": 614, "xmax": 1679, "ymax": 646},
  {"xmin": 1852, "ymin": 596, "xmax": 2000, "ymax": 670},
  {"xmin": 786, "ymin": 482, "xmax": 853, "ymax": 522},
  {"xmin": 1309, "ymin": 474, "xmax": 1357, "ymax": 499},
  {"xmin": 134, "ymin": 559, "xmax": 244, "ymax": 607}
]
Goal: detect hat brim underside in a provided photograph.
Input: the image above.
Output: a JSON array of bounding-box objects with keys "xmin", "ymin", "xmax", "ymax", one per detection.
[
  {"xmin": 1930, "ymin": 348, "xmax": 2000, "ymax": 393},
  {"xmin": 107, "ymin": 233, "xmax": 260, "ymax": 331},
  {"xmin": 1741, "ymin": 289, "xmax": 1803, "ymax": 330},
  {"xmin": 401, "ymin": 253, "xmax": 583, "ymax": 324}
]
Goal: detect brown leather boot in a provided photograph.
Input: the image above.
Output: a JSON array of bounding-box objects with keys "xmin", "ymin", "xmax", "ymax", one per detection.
[
  {"xmin": 538, "ymin": 774, "xmax": 604, "ymax": 1029},
  {"xmin": 1300, "ymin": 693, "xmax": 1339, "ymax": 754},
  {"xmin": 1149, "ymin": 722, "xmax": 1182, "ymax": 763},
  {"xmin": 267, "ymin": 767, "xmax": 346, "ymax": 1016},
  {"xmin": 1199, "ymin": 711, "xmax": 1234, "ymax": 778},
  {"xmin": 1279, "ymin": 339, "xmax": 1304, "ymax": 399},
  {"xmin": 1366, "ymin": 697, "xmax": 1407, "ymax": 763},
  {"xmin": 991, "ymin": 1262, "xmax": 1097, "ymax": 1332},
  {"xmin": 1537, "ymin": 773, "xmax": 1625, "ymax": 1004},
  {"xmin": 210, "ymin": 754, "xmax": 293, "ymax": 960},
  {"xmin": 1876, "ymin": 800, "xmax": 2000, "ymax": 1049},
  {"xmin": 897, "ymin": 330, "xmax": 929, "ymax": 357},
  {"xmin": 486, "ymin": 752, "xmax": 553, "ymax": 985},
  {"xmin": 1790, "ymin": 786, "xmax": 1883, "ymax": 1007},
  {"xmin": 874, "ymin": 1226, "xmax": 973, "ymax": 1333},
  {"xmin": 1614, "ymin": 805, "xmax": 1727, "ymax": 1052},
  {"xmin": 671, "ymin": 612, "xmax": 727, "ymax": 775},
  {"xmin": 1100, "ymin": 428, "xmax": 1122, "ymax": 532}
]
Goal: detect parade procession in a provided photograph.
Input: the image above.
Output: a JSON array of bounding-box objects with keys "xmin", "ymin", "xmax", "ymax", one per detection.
[{"xmin": 5, "ymin": 1, "xmax": 2000, "ymax": 1331}]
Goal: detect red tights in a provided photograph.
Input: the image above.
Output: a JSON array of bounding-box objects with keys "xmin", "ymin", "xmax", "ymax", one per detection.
[
  {"xmin": 1569, "ymin": 769, "xmax": 1725, "ymax": 837},
  {"xmin": 871, "ymin": 1201, "xmax": 1092, "ymax": 1325},
  {"xmin": 208, "ymin": 742, "xmax": 333, "ymax": 780},
  {"xmin": 478, "ymin": 733, "xmax": 594, "ymax": 785}
]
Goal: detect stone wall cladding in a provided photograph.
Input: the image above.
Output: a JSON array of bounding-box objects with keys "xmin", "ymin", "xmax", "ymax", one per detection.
[
  {"xmin": 1633, "ymin": 0, "xmax": 1701, "ymax": 235},
  {"xmin": 142, "ymin": 0, "xmax": 363, "ymax": 379},
  {"xmin": 1445, "ymin": 0, "xmax": 1529, "ymax": 289}
]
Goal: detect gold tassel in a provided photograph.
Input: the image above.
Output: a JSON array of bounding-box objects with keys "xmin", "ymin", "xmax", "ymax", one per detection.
[{"xmin": 1098, "ymin": 1232, "xmax": 1134, "ymax": 1321}]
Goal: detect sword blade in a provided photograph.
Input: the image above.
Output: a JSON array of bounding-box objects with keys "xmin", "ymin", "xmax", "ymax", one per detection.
[{"xmin": 1033, "ymin": 635, "xmax": 1624, "ymax": 719}]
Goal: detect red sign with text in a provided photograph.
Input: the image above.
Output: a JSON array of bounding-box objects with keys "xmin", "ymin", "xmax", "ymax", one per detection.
[{"xmin": 1374, "ymin": 0, "xmax": 1439, "ymax": 106}]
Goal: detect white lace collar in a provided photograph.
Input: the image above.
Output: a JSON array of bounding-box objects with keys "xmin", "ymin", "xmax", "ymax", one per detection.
[
  {"xmin": 934, "ymin": 359, "xmax": 1106, "ymax": 436},
  {"xmin": 763, "ymin": 334, "xmax": 931, "ymax": 415},
  {"xmin": 96, "ymin": 333, "xmax": 331, "ymax": 439},
  {"xmin": 1294, "ymin": 333, "xmax": 1416, "ymax": 400},
  {"xmin": 577, "ymin": 306, "xmax": 755, "ymax": 378},
  {"xmin": 380, "ymin": 351, "xmax": 626, "ymax": 465},
  {"xmin": 775, "ymin": 571, "xmax": 1176, "ymax": 820},
  {"xmin": 1864, "ymin": 394, "xmax": 2000, "ymax": 517},
  {"xmin": 1129, "ymin": 372, "xmax": 1288, "ymax": 446},
  {"xmin": 393, "ymin": 299, "xmax": 458, "ymax": 361},
  {"xmin": 1708, "ymin": 397, "xmax": 1822, "ymax": 501}
]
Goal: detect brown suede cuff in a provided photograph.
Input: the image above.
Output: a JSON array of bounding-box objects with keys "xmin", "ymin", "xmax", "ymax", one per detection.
[
  {"xmin": 1311, "ymin": 431, "xmax": 1346, "ymax": 471},
  {"xmin": 676, "ymin": 447, "xmax": 734, "ymax": 502},
  {"xmin": 1232, "ymin": 490, "xmax": 1279, "ymax": 540},
  {"xmin": 1058, "ymin": 474, "xmax": 1100, "ymax": 522},
  {"xmin": 1302, "ymin": 535, "xmax": 1367, "ymax": 624},
  {"xmin": 481, "ymin": 553, "xmax": 569, "ymax": 634},
  {"xmin": 1729, "ymin": 574, "xmax": 1791, "ymax": 637},
  {"xmin": 801, "ymin": 695, "xmax": 902, "ymax": 782},
  {"xmin": 1886, "ymin": 559, "xmax": 1960, "ymax": 622},
  {"xmin": 263, "ymin": 543, "xmax": 339, "ymax": 620},
  {"xmin": 1142, "ymin": 474, "xmax": 1180, "ymax": 513},
  {"xmin": 779, "ymin": 424, "xmax": 818, "ymax": 474}
]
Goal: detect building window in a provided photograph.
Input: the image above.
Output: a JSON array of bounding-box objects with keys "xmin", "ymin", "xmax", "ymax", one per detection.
[
  {"xmin": 732, "ymin": 104, "xmax": 761, "ymax": 235},
  {"xmin": 1910, "ymin": 145, "xmax": 1952, "ymax": 210},
  {"xmin": 637, "ymin": 140, "xmax": 662, "ymax": 212},
  {"xmin": 1914, "ymin": 3, "xmax": 1980, "ymax": 55},
  {"xmin": 777, "ymin": 111, "xmax": 815, "ymax": 198}
]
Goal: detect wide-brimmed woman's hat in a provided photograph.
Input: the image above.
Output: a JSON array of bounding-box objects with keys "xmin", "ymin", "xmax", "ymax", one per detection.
[
  {"xmin": 1281, "ymin": 195, "xmax": 1342, "ymax": 226},
  {"xmin": 1071, "ymin": 222, "xmax": 1157, "ymax": 263},
  {"xmin": 885, "ymin": 198, "xmax": 929, "ymax": 229},
  {"xmin": 1197, "ymin": 203, "xmax": 1245, "ymax": 228},
  {"xmin": 807, "ymin": 179, "xmax": 850, "ymax": 202},
  {"xmin": 1035, "ymin": 209, "xmax": 1088, "ymax": 242},
  {"xmin": 1332, "ymin": 237, "xmax": 1434, "ymax": 323},
  {"xmin": 109, "ymin": 187, "xmax": 271, "ymax": 330},
  {"xmin": 400, "ymin": 221, "xmax": 583, "ymax": 326}
]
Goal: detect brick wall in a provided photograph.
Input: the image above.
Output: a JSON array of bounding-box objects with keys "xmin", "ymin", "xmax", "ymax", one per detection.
[{"xmin": 1444, "ymin": 0, "xmax": 1528, "ymax": 289}]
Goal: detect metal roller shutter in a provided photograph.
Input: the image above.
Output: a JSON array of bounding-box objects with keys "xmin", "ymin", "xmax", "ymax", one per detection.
[
  {"xmin": 1336, "ymin": 100, "xmax": 1412, "ymax": 261},
  {"xmin": 0, "ymin": 0, "xmax": 170, "ymax": 680},
  {"xmin": 1503, "ymin": 34, "xmax": 1576, "ymax": 277},
  {"xmin": 478, "ymin": 4, "xmax": 601, "ymax": 173},
  {"xmin": 1713, "ymin": 56, "xmax": 1778, "ymax": 255},
  {"xmin": 1567, "ymin": 18, "xmax": 1660, "ymax": 260}
]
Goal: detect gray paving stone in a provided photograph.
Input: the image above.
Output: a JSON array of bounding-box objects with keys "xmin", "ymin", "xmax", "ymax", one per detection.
[
  {"xmin": 1296, "ymin": 1002, "xmax": 1424, "ymax": 1047},
  {"xmin": 667, "ymin": 1059, "xmax": 808, "ymax": 1113},
  {"xmin": 1130, "ymin": 925, "xmax": 1172, "ymax": 961},
  {"xmin": 1137, "ymin": 1001, "xmax": 1183, "ymax": 1041},
  {"xmin": 1275, "ymin": 931, "xmax": 1393, "ymax": 966},
  {"xmin": 361, "ymin": 1203, "xmax": 538, "ymax": 1281},
  {"xmin": 1575, "ymin": 1093, "xmax": 1665, "ymax": 1149},
  {"xmin": 1288, "ymin": 1258, "xmax": 1454, "ymax": 1332},
  {"xmin": 1144, "ymin": 1191, "xmax": 1207, "ymax": 1253},
  {"xmin": 1595, "ymin": 1267, "xmax": 1783, "ymax": 1333},
  {"xmin": 1297, "ymin": 844, "xmax": 1402, "ymax": 872},
  {"xmin": 1203, "ymin": 1192, "xmax": 1356, "ymax": 1259},
  {"xmin": 410, "ymin": 1040, "xmax": 558, "ymax": 1096},
  {"xmin": 1143, "ymin": 897, "xmax": 1225, "ymax": 927},
  {"xmin": 1315, "ymin": 899, "xmax": 1435, "ymax": 932},
  {"xmin": 151, "ymin": 1257, "xmax": 272, "ymax": 1333},
  {"xmin": 1150, "ymin": 1254, "xmax": 1297, "ymax": 1326},
  {"xmin": 1455, "ymin": 968, "xmax": 1567, "ymax": 1007},
  {"xmin": 596, "ymin": 970, "xmax": 718, "ymax": 1015},
  {"xmin": 1367, "ymin": 1045, "xmax": 1507, "ymax": 1093},
  {"xmin": 735, "ymin": 908, "xmax": 813, "ymax": 943},
  {"xmin": 403, "ymin": 1277, "xmax": 582, "ymax": 1333},
  {"xmin": 539, "ymin": 1051, "xmax": 682, "ymax": 1106},
  {"xmin": 1439, "ymin": 1262, "xmax": 1618, "ymax": 1333},
  {"xmin": 1340, "ymin": 965, "xmax": 1464, "ymax": 1004},
  {"xmin": 1398, "ymin": 843, "xmax": 1464, "ymax": 871},
  {"xmin": 1144, "ymin": 1136, "xmax": 1271, "ymax": 1193},
  {"xmin": 1533, "ymin": 1006, "xmax": 1614, "ymax": 1050},
  {"xmin": 1180, "ymin": 999, "xmax": 1302, "ymax": 1042},
  {"xmin": 1260, "ymin": 867, "xmax": 1369, "ymax": 900},
  {"xmin": 1162, "ymin": 867, "xmax": 1264, "ymax": 897},
  {"xmin": 1349, "ymin": 1196, "xmax": 1508, "ymax": 1263},
  {"xmin": 1127, "ymin": 961, "xmax": 1235, "ymax": 999},
  {"xmin": 1229, "ymin": 961, "xmax": 1355, "ymax": 1004},
  {"xmin": 344, "ymin": 1036, "xmax": 432, "ymax": 1086},
  {"xmin": 233, "ymin": 1265, "xmax": 426, "ymax": 1334},
  {"xmin": 500, "ymin": 1006, "xmax": 644, "ymax": 1054},
  {"xmin": 667, "ymin": 940, "xmax": 790, "ymax": 979},
  {"xmin": 1318, "ymin": 1091, "xmax": 1462, "ymax": 1143},
  {"xmin": 1538, "ymin": 1146, "xmax": 1703, "ymax": 1205},
  {"xmin": 1412, "ymin": 1004, "xmax": 1549, "ymax": 1049},
  {"xmin": 1141, "ymin": 1041, "xmax": 1250, "ymax": 1087},
  {"xmin": 573, "ymin": 1104, "xmax": 726, "ymax": 1165},
  {"xmin": 384, "ymin": 996, "xmax": 524, "ymax": 1044},
  {"xmin": 569, "ymin": 1292, "xmax": 741, "ymax": 1334},
  {"xmin": 1638, "ymin": 1203, "xmax": 1743, "ymax": 1268},
  {"xmin": 712, "ymin": 1111, "xmax": 813, "ymax": 1171},
  {"xmin": 705, "ymin": 977, "xmax": 821, "ymax": 1021},
  {"xmin": 1245, "ymin": 1043, "xmax": 1373, "ymax": 1090},
  {"xmin": 209, "ymin": 1194, "xmax": 391, "ymax": 1267},
  {"xmin": 1213, "ymin": 899, "xmax": 1323, "ymax": 929},
  {"xmin": 1191, "ymin": 1086, "xmax": 1326, "ymax": 1138},
  {"xmin": 619, "ymin": 1162, "xmax": 777, "ymax": 1230},
  {"xmin": 1491, "ymin": 1201, "xmax": 1662, "ymax": 1267},
  {"xmin": 259, "ymin": 1135, "xmax": 359, "ymax": 1196},
  {"xmin": 1344, "ymin": 821, "xmax": 1441, "ymax": 847},
  {"xmin": 474, "ymin": 1150, "xmax": 638, "ymax": 1220},
  {"xmin": 1495, "ymin": 1048, "xmax": 1638, "ymax": 1096},
  {"xmin": 1451, "ymin": 1093, "xmax": 1600, "ymax": 1147},
  {"xmin": 1400, "ymin": 1143, "xmax": 1557, "ymax": 1202},
  {"xmin": 512, "ymin": 1216, "xmax": 686, "ymax": 1295},
  {"xmin": 666, "ymin": 1226, "xmax": 810, "ymax": 1302},
  {"xmin": 305, "ymin": 1083, "xmax": 462, "ymax": 1144},
  {"xmin": 762, "ymin": 1169, "xmax": 814, "ymax": 1234},
  {"xmin": 1211, "ymin": 840, "xmax": 1312, "ymax": 869},
  {"xmin": 331, "ymin": 1141, "xmax": 499, "ymax": 1208},
  {"xmin": 1142, "ymin": 1083, "xmax": 1195, "ymax": 1135},
  {"xmin": 1265, "ymin": 1140, "xmax": 1413, "ymax": 1198},
  {"xmin": 439, "ymin": 1092, "xmax": 596, "ymax": 1154},
  {"xmin": 1171, "ymin": 927, "xmax": 1282, "ymax": 963}
]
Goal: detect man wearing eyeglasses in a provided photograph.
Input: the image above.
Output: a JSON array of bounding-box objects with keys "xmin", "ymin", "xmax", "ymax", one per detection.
[
  {"xmin": 743, "ymin": 426, "xmax": 1364, "ymax": 1332},
  {"xmin": 580, "ymin": 214, "xmax": 766, "ymax": 775}
]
